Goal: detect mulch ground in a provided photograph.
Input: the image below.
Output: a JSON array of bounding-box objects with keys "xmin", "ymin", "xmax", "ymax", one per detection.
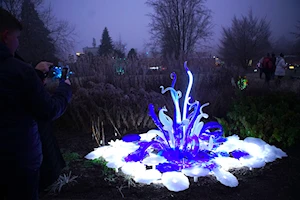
[{"xmin": 40, "ymin": 130, "xmax": 300, "ymax": 200}]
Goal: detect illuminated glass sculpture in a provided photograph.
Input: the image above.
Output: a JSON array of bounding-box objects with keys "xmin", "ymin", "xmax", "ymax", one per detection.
[
  {"xmin": 85, "ymin": 62, "xmax": 287, "ymax": 192},
  {"xmin": 114, "ymin": 58, "xmax": 126, "ymax": 75},
  {"xmin": 237, "ymin": 76, "xmax": 248, "ymax": 90}
]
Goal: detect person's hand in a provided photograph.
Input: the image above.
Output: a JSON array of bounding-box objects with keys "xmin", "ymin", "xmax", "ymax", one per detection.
[
  {"xmin": 64, "ymin": 79, "xmax": 71, "ymax": 85},
  {"xmin": 35, "ymin": 61, "xmax": 53, "ymax": 73}
]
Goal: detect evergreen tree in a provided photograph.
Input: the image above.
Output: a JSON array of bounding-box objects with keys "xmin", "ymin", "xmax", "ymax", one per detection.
[
  {"xmin": 98, "ymin": 27, "xmax": 114, "ymax": 56},
  {"xmin": 127, "ymin": 48, "xmax": 137, "ymax": 60},
  {"xmin": 18, "ymin": 0, "xmax": 56, "ymax": 65}
]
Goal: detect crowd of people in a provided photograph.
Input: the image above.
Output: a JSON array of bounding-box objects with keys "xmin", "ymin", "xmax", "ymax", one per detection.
[
  {"xmin": 0, "ymin": 8, "xmax": 72, "ymax": 200},
  {"xmin": 257, "ymin": 52, "xmax": 287, "ymax": 87}
]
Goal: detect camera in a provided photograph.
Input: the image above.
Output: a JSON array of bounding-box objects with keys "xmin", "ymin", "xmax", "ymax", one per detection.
[{"xmin": 48, "ymin": 62, "xmax": 74, "ymax": 80}]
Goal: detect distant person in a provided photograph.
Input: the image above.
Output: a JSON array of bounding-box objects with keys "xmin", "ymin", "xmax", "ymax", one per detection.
[
  {"xmin": 258, "ymin": 56, "xmax": 264, "ymax": 79},
  {"xmin": 271, "ymin": 53, "xmax": 277, "ymax": 80},
  {"xmin": 262, "ymin": 53, "xmax": 273, "ymax": 86},
  {"xmin": 0, "ymin": 8, "xmax": 72, "ymax": 200},
  {"xmin": 275, "ymin": 53, "xmax": 286, "ymax": 86}
]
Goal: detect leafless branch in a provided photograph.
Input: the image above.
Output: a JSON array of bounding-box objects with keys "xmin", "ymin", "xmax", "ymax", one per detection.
[
  {"xmin": 3, "ymin": 0, "xmax": 76, "ymax": 60},
  {"xmin": 219, "ymin": 9, "xmax": 271, "ymax": 70},
  {"xmin": 146, "ymin": 0, "xmax": 212, "ymax": 60},
  {"xmin": 40, "ymin": 3, "xmax": 76, "ymax": 58}
]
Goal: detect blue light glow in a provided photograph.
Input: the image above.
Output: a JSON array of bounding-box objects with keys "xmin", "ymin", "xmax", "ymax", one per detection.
[
  {"xmin": 51, "ymin": 65, "xmax": 73, "ymax": 80},
  {"xmin": 124, "ymin": 62, "xmax": 227, "ymax": 170},
  {"xmin": 85, "ymin": 61, "xmax": 287, "ymax": 192}
]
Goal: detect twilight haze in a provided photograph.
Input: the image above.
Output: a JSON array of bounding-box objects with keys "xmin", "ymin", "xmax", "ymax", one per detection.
[{"xmin": 44, "ymin": 0, "xmax": 300, "ymax": 55}]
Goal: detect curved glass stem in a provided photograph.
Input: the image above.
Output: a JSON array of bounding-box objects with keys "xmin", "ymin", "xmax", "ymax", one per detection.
[{"xmin": 181, "ymin": 61, "xmax": 193, "ymax": 148}]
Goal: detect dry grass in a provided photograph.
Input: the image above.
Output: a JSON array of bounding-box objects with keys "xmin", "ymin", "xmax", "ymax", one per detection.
[{"xmin": 54, "ymin": 55, "xmax": 300, "ymax": 140}]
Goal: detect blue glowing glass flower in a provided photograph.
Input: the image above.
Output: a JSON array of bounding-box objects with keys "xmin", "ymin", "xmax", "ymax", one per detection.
[
  {"xmin": 122, "ymin": 61, "xmax": 227, "ymax": 172},
  {"xmin": 86, "ymin": 61, "xmax": 287, "ymax": 191}
]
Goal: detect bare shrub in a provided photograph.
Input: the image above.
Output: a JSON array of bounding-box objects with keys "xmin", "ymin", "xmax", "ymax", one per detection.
[{"xmin": 56, "ymin": 55, "xmax": 300, "ymax": 137}]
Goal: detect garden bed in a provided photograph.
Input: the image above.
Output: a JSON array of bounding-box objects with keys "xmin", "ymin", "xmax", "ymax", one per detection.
[
  {"xmin": 41, "ymin": 69, "xmax": 300, "ymax": 200},
  {"xmin": 40, "ymin": 130, "xmax": 299, "ymax": 200}
]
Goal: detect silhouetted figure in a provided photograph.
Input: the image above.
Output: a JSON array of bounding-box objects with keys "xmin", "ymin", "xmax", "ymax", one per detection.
[
  {"xmin": 271, "ymin": 53, "xmax": 277, "ymax": 80},
  {"xmin": 262, "ymin": 53, "xmax": 273, "ymax": 87},
  {"xmin": 275, "ymin": 53, "xmax": 286, "ymax": 86},
  {"xmin": 258, "ymin": 57, "xmax": 264, "ymax": 79},
  {"xmin": 0, "ymin": 8, "xmax": 72, "ymax": 200},
  {"xmin": 15, "ymin": 53, "xmax": 67, "ymax": 192}
]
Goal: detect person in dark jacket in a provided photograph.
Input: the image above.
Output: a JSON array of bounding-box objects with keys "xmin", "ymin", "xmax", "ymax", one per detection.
[
  {"xmin": 262, "ymin": 53, "xmax": 273, "ymax": 87},
  {"xmin": 271, "ymin": 53, "xmax": 277, "ymax": 80},
  {"xmin": 35, "ymin": 65, "xmax": 67, "ymax": 191},
  {"xmin": 15, "ymin": 53, "xmax": 68, "ymax": 192},
  {"xmin": 0, "ymin": 8, "xmax": 72, "ymax": 200},
  {"xmin": 38, "ymin": 119, "xmax": 67, "ymax": 191}
]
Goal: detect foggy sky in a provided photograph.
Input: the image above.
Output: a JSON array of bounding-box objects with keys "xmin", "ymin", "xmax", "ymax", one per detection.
[{"xmin": 44, "ymin": 0, "xmax": 300, "ymax": 54}]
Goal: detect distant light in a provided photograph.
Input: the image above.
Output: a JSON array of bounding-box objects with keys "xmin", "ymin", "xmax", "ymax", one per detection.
[
  {"xmin": 289, "ymin": 65, "xmax": 295, "ymax": 70},
  {"xmin": 76, "ymin": 52, "xmax": 81, "ymax": 56},
  {"xmin": 254, "ymin": 69, "xmax": 258, "ymax": 73},
  {"xmin": 149, "ymin": 66, "xmax": 161, "ymax": 70}
]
